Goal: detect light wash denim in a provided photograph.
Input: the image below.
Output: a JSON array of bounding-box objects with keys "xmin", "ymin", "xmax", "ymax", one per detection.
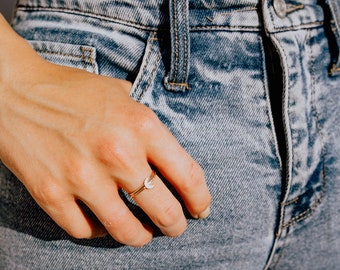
[{"xmin": 1, "ymin": 0, "xmax": 339, "ymax": 269}]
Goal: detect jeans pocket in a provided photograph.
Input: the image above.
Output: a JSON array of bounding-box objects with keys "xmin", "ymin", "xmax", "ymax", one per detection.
[
  {"xmin": 28, "ymin": 40, "xmax": 99, "ymax": 74},
  {"xmin": 128, "ymin": 33, "xmax": 162, "ymax": 102}
]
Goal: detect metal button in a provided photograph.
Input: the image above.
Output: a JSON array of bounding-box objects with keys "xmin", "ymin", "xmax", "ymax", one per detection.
[{"xmin": 273, "ymin": 0, "xmax": 287, "ymax": 19}]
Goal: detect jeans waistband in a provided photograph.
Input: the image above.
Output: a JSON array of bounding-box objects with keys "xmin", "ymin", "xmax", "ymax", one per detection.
[
  {"xmin": 16, "ymin": 0, "xmax": 340, "ymax": 77},
  {"xmin": 16, "ymin": 0, "xmax": 328, "ymax": 30}
]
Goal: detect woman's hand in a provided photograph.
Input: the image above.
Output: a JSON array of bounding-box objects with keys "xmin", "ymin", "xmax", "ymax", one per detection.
[{"xmin": 0, "ymin": 15, "xmax": 211, "ymax": 246}]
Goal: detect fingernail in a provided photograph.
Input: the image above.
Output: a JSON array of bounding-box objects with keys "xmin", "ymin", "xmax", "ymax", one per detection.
[
  {"xmin": 198, "ymin": 206, "xmax": 210, "ymax": 219},
  {"xmin": 97, "ymin": 231, "xmax": 108, "ymax": 238},
  {"xmin": 95, "ymin": 227, "xmax": 108, "ymax": 238}
]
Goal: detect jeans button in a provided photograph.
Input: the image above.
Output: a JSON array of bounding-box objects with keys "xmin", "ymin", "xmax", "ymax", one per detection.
[{"xmin": 273, "ymin": 0, "xmax": 287, "ymax": 19}]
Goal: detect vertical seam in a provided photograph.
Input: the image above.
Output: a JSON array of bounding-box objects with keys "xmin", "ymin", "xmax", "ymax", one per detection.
[
  {"xmin": 132, "ymin": 32, "xmax": 157, "ymax": 99},
  {"xmin": 258, "ymin": 34, "xmax": 283, "ymax": 174},
  {"xmin": 80, "ymin": 47, "xmax": 96, "ymax": 73},
  {"xmin": 173, "ymin": 0, "xmax": 179, "ymax": 88},
  {"xmin": 270, "ymin": 232, "xmax": 289, "ymax": 269},
  {"xmin": 182, "ymin": 0, "xmax": 188, "ymax": 84},
  {"xmin": 263, "ymin": 33, "xmax": 292, "ymax": 270},
  {"xmin": 137, "ymin": 50, "xmax": 162, "ymax": 102},
  {"xmin": 280, "ymin": 28, "xmax": 328, "ymax": 229}
]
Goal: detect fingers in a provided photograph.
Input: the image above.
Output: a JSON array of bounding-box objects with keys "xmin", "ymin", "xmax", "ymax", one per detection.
[
  {"xmin": 31, "ymin": 188, "xmax": 107, "ymax": 239},
  {"xmin": 124, "ymin": 105, "xmax": 211, "ymax": 219},
  {"xmin": 82, "ymin": 167, "xmax": 188, "ymax": 243},
  {"xmin": 143, "ymin": 122, "xmax": 211, "ymax": 219},
  {"xmin": 27, "ymin": 103, "xmax": 209, "ymax": 246},
  {"xmin": 126, "ymin": 172, "xmax": 188, "ymax": 237},
  {"xmin": 81, "ymin": 183, "xmax": 153, "ymax": 247}
]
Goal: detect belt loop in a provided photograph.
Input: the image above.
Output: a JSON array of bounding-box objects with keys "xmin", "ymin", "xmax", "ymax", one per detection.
[
  {"xmin": 164, "ymin": 0, "xmax": 190, "ymax": 92},
  {"xmin": 327, "ymin": 0, "xmax": 340, "ymax": 76}
]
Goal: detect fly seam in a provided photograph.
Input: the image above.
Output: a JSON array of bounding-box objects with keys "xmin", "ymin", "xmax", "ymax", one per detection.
[
  {"xmin": 282, "ymin": 196, "xmax": 298, "ymax": 206},
  {"xmin": 271, "ymin": 231, "xmax": 289, "ymax": 269},
  {"xmin": 265, "ymin": 35, "xmax": 291, "ymax": 239},
  {"xmin": 281, "ymin": 202, "xmax": 318, "ymax": 228},
  {"xmin": 281, "ymin": 28, "xmax": 328, "ymax": 230},
  {"xmin": 258, "ymin": 34, "xmax": 282, "ymax": 174}
]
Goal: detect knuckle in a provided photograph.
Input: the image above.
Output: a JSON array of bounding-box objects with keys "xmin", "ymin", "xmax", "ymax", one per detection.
[
  {"xmin": 102, "ymin": 207, "xmax": 130, "ymax": 230},
  {"xmin": 134, "ymin": 107, "xmax": 160, "ymax": 135},
  {"xmin": 96, "ymin": 136, "xmax": 133, "ymax": 169},
  {"xmin": 102, "ymin": 210, "xmax": 150, "ymax": 246},
  {"xmin": 32, "ymin": 181, "xmax": 63, "ymax": 206},
  {"xmin": 65, "ymin": 159, "xmax": 94, "ymax": 188},
  {"xmin": 181, "ymin": 162, "xmax": 205, "ymax": 193},
  {"xmin": 155, "ymin": 201, "xmax": 183, "ymax": 229}
]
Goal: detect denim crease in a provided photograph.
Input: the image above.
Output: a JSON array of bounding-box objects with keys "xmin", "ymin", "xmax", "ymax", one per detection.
[{"xmin": 0, "ymin": 0, "xmax": 339, "ymax": 269}]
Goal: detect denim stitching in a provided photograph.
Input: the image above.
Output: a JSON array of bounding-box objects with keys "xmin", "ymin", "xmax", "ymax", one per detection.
[
  {"xmin": 132, "ymin": 33, "xmax": 157, "ymax": 99},
  {"xmin": 80, "ymin": 47, "xmax": 96, "ymax": 73},
  {"xmin": 266, "ymin": 2, "xmax": 322, "ymax": 33},
  {"xmin": 16, "ymin": 6, "xmax": 162, "ymax": 31},
  {"xmin": 182, "ymin": 0, "xmax": 188, "ymax": 84},
  {"xmin": 282, "ymin": 196, "xmax": 298, "ymax": 206},
  {"xmin": 164, "ymin": 0, "xmax": 190, "ymax": 90},
  {"xmin": 328, "ymin": 16, "xmax": 340, "ymax": 75},
  {"xmin": 190, "ymin": 25, "xmax": 260, "ymax": 31},
  {"xmin": 132, "ymin": 32, "xmax": 162, "ymax": 102},
  {"xmin": 137, "ymin": 51, "xmax": 162, "ymax": 102},
  {"xmin": 270, "ymin": 36, "xmax": 291, "ymax": 235},
  {"xmin": 172, "ymin": 0, "xmax": 179, "ymax": 87},
  {"xmin": 166, "ymin": 82, "xmax": 190, "ymax": 87},
  {"xmin": 17, "ymin": 6, "xmax": 324, "ymax": 33},
  {"xmin": 34, "ymin": 49, "xmax": 96, "ymax": 73},
  {"xmin": 271, "ymin": 232, "xmax": 289, "ymax": 270},
  {"xmin": 285, "ymin": 4, "xmax": 304, "ymax": 15},
  {"xmin": 272, "ymin": 22, "xmax": 324, "ymax": 33},
  {"xmin": 206, "ymin": 6, "xmax": 258, "ymax": 22},
  {"xmin": 281, "ymin": 28, "xmax": 328, "ymax": 229},
  {"xmin": 330, "ymin": 63, "xmax": 340, "ymax": 73},
  {"xmin": 263, "ymin": 33, "xmax": 292, "ymax": 270},
  {"xmin": 258, "ymin": 35, "xmax": 283, "ymax": 176}
]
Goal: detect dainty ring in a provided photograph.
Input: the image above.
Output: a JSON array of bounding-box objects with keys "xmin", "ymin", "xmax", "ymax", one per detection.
[{"xmin": 129, "ymin": 170, "xmax": 156, "ymax": 198}]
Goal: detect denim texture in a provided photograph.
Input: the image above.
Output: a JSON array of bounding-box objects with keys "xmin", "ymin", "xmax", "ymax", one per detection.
[{"xmin": 1, "ymin": 0, "xmax": 339, "ymax": 269}]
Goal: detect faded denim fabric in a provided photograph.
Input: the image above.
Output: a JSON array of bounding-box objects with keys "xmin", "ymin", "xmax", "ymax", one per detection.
[{"xmin": 1, "ymin": 0, "xmax": 339, "ymax": 269}]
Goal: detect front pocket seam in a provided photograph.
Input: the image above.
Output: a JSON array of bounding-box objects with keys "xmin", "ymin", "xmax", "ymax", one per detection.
[
  {"xmin": 34, "ymin": 49, "xmax": 97, "ymax": 73},
  {"xmin": 129, "ymin": 33, "xmax": 162, "ymax": 101}
]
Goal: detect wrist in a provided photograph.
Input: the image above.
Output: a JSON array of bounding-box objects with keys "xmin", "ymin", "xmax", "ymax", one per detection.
[{"xmin": 0, "ymin": 15, "xmax": 45, "ymax": 88}]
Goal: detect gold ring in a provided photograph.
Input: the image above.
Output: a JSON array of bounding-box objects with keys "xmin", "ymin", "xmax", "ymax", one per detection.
[{"xmin": 129, "ymin": 170, "xmax": 156, "ymax": 198}]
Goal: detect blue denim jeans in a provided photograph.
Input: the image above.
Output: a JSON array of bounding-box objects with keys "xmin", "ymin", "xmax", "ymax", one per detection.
[{"xmin": 1, "ymin": 0, "xmax": 339, "ymax": 269}]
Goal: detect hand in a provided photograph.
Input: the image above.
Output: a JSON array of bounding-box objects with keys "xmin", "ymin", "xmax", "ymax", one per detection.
[{"xmin": 0, "ymin": 18, "xmax": 211, "ymax": 247}]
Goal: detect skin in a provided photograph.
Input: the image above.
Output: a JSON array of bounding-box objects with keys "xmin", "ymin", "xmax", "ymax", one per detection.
[{"xmin": 0, "ymin": 14, "xmax": 211, "ymax": 247}]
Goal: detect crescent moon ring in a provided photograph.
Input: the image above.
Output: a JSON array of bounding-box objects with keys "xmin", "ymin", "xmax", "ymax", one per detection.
[{"xmin": 129, "ymin": 170, "xmax": 156, "ymax": 198}]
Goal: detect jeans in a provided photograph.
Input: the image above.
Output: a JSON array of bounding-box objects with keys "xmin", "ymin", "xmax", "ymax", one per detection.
[{"xmin": 1, "ymin": 0, "xmax": 339, "ymax": 269}]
